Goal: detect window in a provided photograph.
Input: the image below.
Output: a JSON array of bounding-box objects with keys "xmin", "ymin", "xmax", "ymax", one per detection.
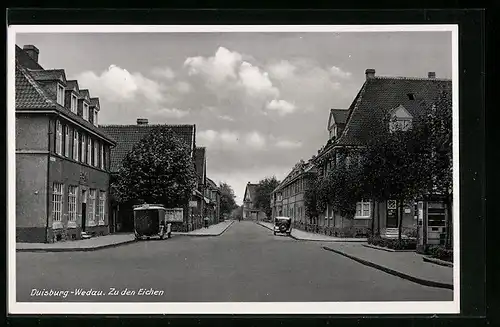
[
  {"xmin": 81, "ymin": 133, "xmax": 86, "ymax": 163},
  {"xmin": 71, "ymin": 94, "xmax": 78, "ymax": 113},
  {"xmin": 56, "ymin": 84, "xmax": 65, "ymax": 106},
  {"xmin": 55, "ymin": 120, "xmax": 63, "ymax": 155},
  {"xmin": 87, "ymin": 137, "xmax": 92, "ymax": 164},
  {"xmin": 52, "ymin": 183, "xmax": 64, "ymax": 222},
  {"xmin": 68, "ymin": 186, "xmax": 78, "ymax": 222},
  {"xmin": 355, "ymin": 200, "xmax": 371, "ymax": 218},
  {"xmin": 100, "ymin": 143, "xmax": 104, "ymax": 169},
  {"xmin": 88, "ymin": 189, "xmax": 96, "ymax": 225},
  {"xmin": 64, "ymin": 125, "xmax": 71, "ymax": 157},
  {"xmin": 98, "ymin": 191, "xmax": 106, "ymax": 225},
  {"xmin": 93, "ymin": 110, "xmax": 98, "ymax": 126},
  {"xmin": 94, "ymin": 140, "xmax": 98, "ymax": 167},
  {"xmin": 73, "ymin": 130, "xmax": 79, "ymax": 161},
  {"xmin": 389, "ymin": 119, "xmax": 412, "ymax": 132},
  {"xmin": 83, "ymin": 103, "xmax": 89, "ymax": 120}
]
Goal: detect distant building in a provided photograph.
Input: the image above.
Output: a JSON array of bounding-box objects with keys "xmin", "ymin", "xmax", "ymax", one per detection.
[
  {"xmin": 205, "ymin": 178, "xmax": 221, "ymax": 224},
  {"xmin": 15, "ymin": 45, "xmax": 116, "ymax": 243},
  {"xmin": 100, "ymin": 120, "xmax": 208, "ymax": 232},
  {"xmin": 242, "ymin": 182, "xmax": 265, "ymax": 220}
]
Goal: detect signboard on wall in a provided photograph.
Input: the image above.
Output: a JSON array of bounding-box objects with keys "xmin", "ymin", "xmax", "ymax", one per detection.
[
  {"xmin": 165, "ymin": 208, "xmax": 184, "ymax": 222},
  {"xmin": 189, "ymin": 201, "xmax": 198, "ymax": 208}
]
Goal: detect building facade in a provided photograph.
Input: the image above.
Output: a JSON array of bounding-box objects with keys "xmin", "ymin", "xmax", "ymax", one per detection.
[
  {"xmin": 15, "ymin": 45, "xmax": 116, "ymax": 243},
  {"xmin": 205, "ymin": 178, "xmax": 221, "ymax": 224},
  {"xmin": 101, "ymin": 120, "xmax": 211, "ymax": 232},
  {"xmin": 242, "ymin": 183, "xmax": 265, "ymax": 221}
]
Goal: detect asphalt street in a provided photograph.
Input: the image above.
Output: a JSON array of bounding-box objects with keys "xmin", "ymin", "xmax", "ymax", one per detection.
[{"xmin": 16, "ymin": 221, "xmax": 453, "ymax": 302}]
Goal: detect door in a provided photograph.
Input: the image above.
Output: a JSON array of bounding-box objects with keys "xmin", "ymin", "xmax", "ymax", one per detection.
[
  {"xmin": 386, "ymin": 200, "xmax": 398, "ymax": 228},
  {"xmin": 81, "ymin": 189, "xmax": 87, "ymax": 232}
]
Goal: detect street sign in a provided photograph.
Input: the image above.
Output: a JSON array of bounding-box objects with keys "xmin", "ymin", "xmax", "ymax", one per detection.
[{"xmin": 165, "ymin": 208, "xmax": 184, "ymax": 222}]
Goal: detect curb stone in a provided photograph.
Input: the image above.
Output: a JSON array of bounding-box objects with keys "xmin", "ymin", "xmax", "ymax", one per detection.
[
  {"xmin": 322, "ymin": 246, "xmax": 453, "ymax": 290},
  {"xmin": 172, "ymin": 220, "xmax": 234, "ymax": 237},
  {"xmin": 363, "ymin": 244, "xmax": 416, "ymax": 253},
  {"xmin": 423, "ymin": 256, "xmax": 454, "ymax": 268},
  {"xmin": 16, "ymin": 239, "xmax": 138, "ymax": 253}
]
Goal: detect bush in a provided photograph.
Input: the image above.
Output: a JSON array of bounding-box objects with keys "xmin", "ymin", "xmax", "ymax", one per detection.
[
  {"xmin": 403, "ymin": 227, "xmax": 418, "ymax": 239},
  {"xmin": 427, "ymin": 246, "xmax": 453, "ymax": 262},
  {"xmin": 368, "ymin": 235, "xmax": 417, "ymax": 250}
]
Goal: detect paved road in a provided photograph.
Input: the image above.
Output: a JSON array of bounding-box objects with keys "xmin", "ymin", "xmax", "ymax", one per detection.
[{"xmin": 16, "ymin": 221, "xmax": 452, "ymax": 302}]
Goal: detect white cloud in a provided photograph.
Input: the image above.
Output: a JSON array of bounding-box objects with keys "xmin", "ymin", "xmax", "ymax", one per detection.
[
  {"xmin": 330, "ymin": 66, "xmax": 352, "ymax": 78},
  {"xmin": 238, "ymin": 62, "xmax": 279, "ymax": 98},
  {"xmin": 155, "ymin": 108, "xmax": 190, "ymax": 118},
  {"xmin": 152, "ymin": 67, "xmax": 176, "ymax": 80},
  {"xmin": 245, "ymin": 131, "xmax": 266, "ymax": 149},
  {"xmin": 76, "ymin": 65, "xmax": 163, "ymax": 103},
  {"xmin": 268, "ymin": 60, "xmax": 297, "ymax": 80},
  {"xmin": 184, "ymin": 46, "xmax": 242, "ymax": 85},
  {"xmin": 198, "ymin": 129, "xmax": 240, "ymax": 147},
  {"xmin": 175, "ymin": 81, "xmax": 192, "ymax": 94},
  {"xmin": 275, "ymin": 140, "xmax": 302, "ymax": 149},
  {"xmin": 218, "ymin": 115, "xmax": 235, "ymax": 121},
  {"xmin": 265, "ymin": 99, "xmax": 296, "ymax": 116}
]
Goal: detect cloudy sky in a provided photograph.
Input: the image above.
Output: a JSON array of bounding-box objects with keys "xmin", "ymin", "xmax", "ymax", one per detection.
[{"xmin": 16, "ymin": 31, "xmax": 452, "ymax": 204}]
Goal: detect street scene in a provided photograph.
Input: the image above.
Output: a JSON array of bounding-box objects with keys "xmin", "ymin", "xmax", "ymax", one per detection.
[{"xmin": 12, "ymin": 28, "xmax": 455, "ymax": 307}]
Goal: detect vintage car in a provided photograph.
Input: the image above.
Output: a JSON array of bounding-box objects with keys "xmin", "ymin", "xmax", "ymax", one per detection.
[
  {"xmin": 273, "ymin": 216, "xmax": 292, "ymax": 236},
  {"xmin": 133, "ymin": 204, "xmax": 172, "ymax": 240}
]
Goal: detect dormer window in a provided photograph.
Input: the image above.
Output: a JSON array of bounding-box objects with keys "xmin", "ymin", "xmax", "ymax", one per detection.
[
  {"xmin": 389, "ymin": 105, "xmax": 413, "ymax": 133},
  {"xmin": 93, "ymin": 110, "xmax": 98, "ymax": 126},
  {"xmin": 56, "ymin": 84, "xmax": 65, "ymax": 106},
  {"xmin": 329, "ymin": 125, "xmax": 338, "ymax": 139},
  {"xmin": 71, "ymin": 94, "xmax": 78, "ymax": 114},
  {"xmin": 83, "ymin": 103, "xmax": 89, "ymax": 120}
]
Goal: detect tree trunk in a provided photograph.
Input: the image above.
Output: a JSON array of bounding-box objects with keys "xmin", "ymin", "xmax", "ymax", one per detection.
[
  {"xmin": 445, "ymin": 194, "xmax": 453, "ymax": 249},
  {"xmin": 398, "ymin": 199, "xmax": 404, "ymax": 241},
  {"xmin": 376, "ymin": 202, "xmax": 381, "ymax": 236},
  {"xmin": 370, "ymin": 201, "xmax": 375, "ymax": 236}
]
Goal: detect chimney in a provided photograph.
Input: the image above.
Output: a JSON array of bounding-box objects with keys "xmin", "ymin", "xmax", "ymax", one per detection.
[
  {"xmin": 23, "ymin": 45, "xmax": 39, "ymax": 63},
  {"xmin": 428, "ymin": 72, "xmax": 436, "ymax": 79},
  {"xmin": 136, "ymin": 118, "xmax": 148, "ymax": 125},
  {"xmin": 365, "ymin": 68, "xmax": 376, "ymax": 80}
]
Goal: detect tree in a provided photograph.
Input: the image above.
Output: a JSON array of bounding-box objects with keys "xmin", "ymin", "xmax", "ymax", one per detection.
[
  {"xmin": 304, "ymin": 173, "xmax": 320, "ymax": 224},
  {"xmin": 112, "ymin": 127, "xmax": 198, "ymax": 207},
  {"xmin": 254, "ymin": 176, "xmax": 280, "ymax": 219},
  {"xmin": 219, "ymin": 182, "xmax": 238, "ymax": 217}
]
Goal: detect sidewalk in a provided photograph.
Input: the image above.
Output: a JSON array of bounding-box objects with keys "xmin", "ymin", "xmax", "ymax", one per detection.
[
  {"xmin": 323, "ymin": 243, "xmax": 453, "ymax": 289},
  {"xmin": 173, "ymin": 220, "xmax": 234, "ymax": 236},
  {"xmin": 257, "ymin": 221, "xmax": 367, "ymax": 242},
  {"xmin": 16, "ymin": 233, "xmax": 136, "ymax": 253}
]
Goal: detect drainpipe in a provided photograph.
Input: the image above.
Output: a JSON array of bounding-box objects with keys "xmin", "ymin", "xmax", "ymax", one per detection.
[{"xmin": 46, "ymin": 115, "xmax": 56, "ymax": 243}]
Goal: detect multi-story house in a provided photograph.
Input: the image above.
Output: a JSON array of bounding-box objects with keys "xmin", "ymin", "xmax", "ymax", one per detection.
[
  {"xmin": 15, "ymin": 44, "xmax": 116, "ymax": 243},
  {"xmin": 242, "ymin": 182, "xmax": 265, "ymax": 221},
  {"xmin": 271, "ymin": 160, "xmax": 316, "ymax": 226},
  {"xmin": 205, "ymin": 177, "xmax": 221, "ymax": 224},
  {"xmin": 100, "ymin": 120, "xmax": 207, "ymax": 232},
  {"xmin": 313, "ymin": 69, "xmax": 452, "ymax": 241}
]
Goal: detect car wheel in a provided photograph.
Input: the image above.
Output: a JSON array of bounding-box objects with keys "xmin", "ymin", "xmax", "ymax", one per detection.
[
  {"xmin": 160, "ymin": 234, "xmax": 164, "ymax": 240},
  {"xmin": 168, "ymin": 232, "xmax": 171, "ymax": 238},
  {"xmin": 273, "ymin": 232, "xmax": 276, "ymax": 235}
]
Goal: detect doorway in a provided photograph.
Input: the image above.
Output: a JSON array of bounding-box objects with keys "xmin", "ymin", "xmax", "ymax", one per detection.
[
  {"xmin": 386, "ymin": 200, "xmax": 399, "ymax": 228},
  {"xmin": 81, "ymin": 189, "xmax": 87, "ymax": 232}
]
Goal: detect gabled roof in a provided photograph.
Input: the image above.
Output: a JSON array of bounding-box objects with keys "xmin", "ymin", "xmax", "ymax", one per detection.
[
  {"xmin": 15, "ymin": 45, "xmax": 43, "ymax": 70},
  {"xmin": 328, "ymin": 109, "xmax": 349, "ymax": 130},
  {"xmin": 66, "ymin": 80, "xmax": 80, "ymax": 93},
  {"xmin": 244, "ymin": 183, "xmax": 259, "ymax": 203},
  {"xmin": 15, "ymin": 60, "xmax": 116, "ymax": 145},
  {"xmin": 336, "ymin": 76, "xmax": 452, "ymax": 146},
  {"xmin": 90, "ymin": 98, "xmax": 100, "ymax": 110},
  {"xmin": 79, "ymin": 89, "xmax": 91, "ymax": 101},
  {"xmin": 195, "ymin": 147, "xmax": 206, "ymax": 184},
  {"xmin": 100, "ymin": 124, "xmax": 196, "ymax": 172},
  {"xmin": 206, "ymin": 177, "xmax": 218, "ymax": 190},
  {"xmin": 28, "ymin": 69, "xmax": 67, "ymax": 85}
]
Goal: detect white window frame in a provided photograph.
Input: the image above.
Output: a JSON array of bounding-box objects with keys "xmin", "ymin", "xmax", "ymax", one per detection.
[
  {"xmin": 94, "ymin": 141, "xmax": 98, "ymax": 167},
  {"xmin": 93, "ymin": 110, "xmax": 98, "ymax": 126},
  {"xmin": 87, "ymin": 137, "xmax": 92, "ymax": 164},
  {"xmin": 88, "ymin": 189, "xmax": 96, "ymax": 226},
  {"xmin": 71, "ymin": 94, "xmax": 78, "ymax": 114},
  {"xmin": 73, "ymin": 130, "xmax": 79, "ymax": 161},
  {"xmin": 81, "ymin": 133, "xmax": 86, "ymax": 163},
  {"xmin": 355, "ymin": 200, "xmax": 371, "ymax": 219},
  {"xmin": 52, "ymin": 183, "xmax": 64, "ymax": 223},
  {"xmin": 68, "ymin": 185, "xmax": 78, "ymax": 223},
  {"xmin": 56, "ymin": 84, "xmax": 65, "ymax": 106},
  {"xmin": 100, "ymin": 143, "xmax": 104, "ymax": 169},
  {"xmin": 83, "ymin": 102, "xmax": 89, "ymax": 120},
  {"xmin": 55, "ymin": 120, "xmax": 63, "ymax": 155},
  {"xmin": 389, "ymin": 118, "xmax": 413, "ymax": 133},
  {"xmin": 98, "ymin": 191, "xmax": 106, "ymax": 225},
  {"xmin": 64, "ymin": 125, "xmax": 70, "ymax": 157}
]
